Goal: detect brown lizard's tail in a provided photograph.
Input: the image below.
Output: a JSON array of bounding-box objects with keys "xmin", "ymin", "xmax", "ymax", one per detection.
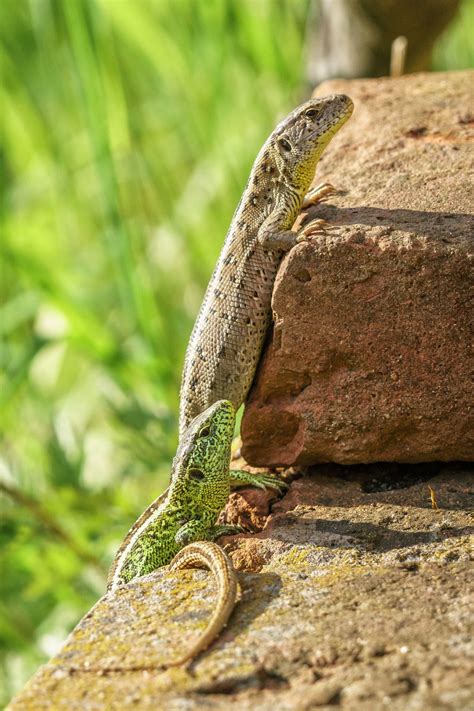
[{"xmin": 165, "ymin": 541, "xmax": 239, "ymax": 667}]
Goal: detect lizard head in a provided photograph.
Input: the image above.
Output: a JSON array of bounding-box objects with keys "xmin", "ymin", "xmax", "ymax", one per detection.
[
  {"xmin": 270, "ymin": 94, "xmax": 354, "ymax": 193},
  {"xmin": 173, "ymin": 400, "xmax": 236, "ymax": 502}
]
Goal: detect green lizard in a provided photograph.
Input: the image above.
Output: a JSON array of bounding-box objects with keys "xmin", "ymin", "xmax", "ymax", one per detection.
[{"xmin": 107, "ymin": 399, "xmax": 284, "ymax": 666}]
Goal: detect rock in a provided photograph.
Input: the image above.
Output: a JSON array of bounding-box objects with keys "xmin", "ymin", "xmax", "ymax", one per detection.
[
  {"xmin": 241, "ymin": 69, "xmax": 474, "ymax": 466},
  {"xmin": 8, "ymin": 462, "xmax": 473, "ymax": 710},
  {"xmin": 8, "ymin": 70, "xmax": 474, "ymax": 711}
]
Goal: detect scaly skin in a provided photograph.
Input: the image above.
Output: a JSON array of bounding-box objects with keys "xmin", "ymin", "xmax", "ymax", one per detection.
[
  {"xmin": 179, "ymin": 94, "xmax": 354, "ymax": 438},
  {"xmin": 107, "ymin": 97, "xmax": 353, "ymax": 665},
  {"xmin": 107, "ymin": 400, "xmax": 285, "ymax": 665},
  {"xmin": 166, "ymin": 541, "xmax": 238, "ymax": 667}
]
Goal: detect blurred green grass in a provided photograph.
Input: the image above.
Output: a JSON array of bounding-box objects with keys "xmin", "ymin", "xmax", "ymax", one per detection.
[{"xmin": 0, "ymin": 0, "xmax": 472, "ymax": 703}]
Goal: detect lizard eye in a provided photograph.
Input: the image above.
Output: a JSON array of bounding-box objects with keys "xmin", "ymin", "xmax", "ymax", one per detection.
[
  {"xmin": 189, "ymin": 468, "xmax": 205, "ymax": 481},
  {"xmin": 199, "ymin": 426, "xmax": 210, "ymax": 437},
  {"xmin": 277, "ymin": 137, "xmax": 292, "ymax": 152},
  {"xmin": 305, "ymin": 108, "xmax": 319, "ymax": 120}
]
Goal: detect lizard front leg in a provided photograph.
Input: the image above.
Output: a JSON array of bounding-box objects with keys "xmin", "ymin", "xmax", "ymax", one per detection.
[
  {"xmin": 175, "ymin": 520, "xmax": 244, "ymax": 547},
  {"xmin": 175, "ymin": 520, "xmax": 212, "ymax": 547},
  {"xmin": 302, "ymin": 182, "xmax": 338, "ymax": 208},
  {"xmin": 229, "ymin": 469, "xmax": 288, "ymax": 492},
  {"xmin": 258, "ymin": 211, "xmax": 329, "ymax": 251},
  {"xmin": 257, "ymin": 220, "xmax": 328, "ymax": 251}
]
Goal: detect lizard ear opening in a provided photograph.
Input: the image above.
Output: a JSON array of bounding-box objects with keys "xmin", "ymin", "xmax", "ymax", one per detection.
[
  {"xmin": 188, "ymin": 468, "xmax": 205, "ymax": 481},
  {"xmin": 199, "ymin": 426, "xmax": 210, "ymax": 437},
  {"xmin": 277, "ymin": 137, "xmax": 292, "ymax": 153}
]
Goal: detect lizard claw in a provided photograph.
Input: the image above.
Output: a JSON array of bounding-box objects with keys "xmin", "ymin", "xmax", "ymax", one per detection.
[
  {"xmin": 297, "ymin": 218, "xmax": 329, "ymax": 242},
  {"xmin": 302, "ymin": 182, "xmax": 339, "ymax": 208}
]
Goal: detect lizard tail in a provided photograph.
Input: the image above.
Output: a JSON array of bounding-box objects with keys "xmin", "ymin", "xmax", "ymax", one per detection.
[{"xmin": 165, "ymin": 541, "xmax": 239, "ymax": 667}]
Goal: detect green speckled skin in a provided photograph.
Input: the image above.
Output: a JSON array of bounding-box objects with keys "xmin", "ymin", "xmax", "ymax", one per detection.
[{"xmin": 107, "ymin": 400, "xmax": 284, "ymax": 592}]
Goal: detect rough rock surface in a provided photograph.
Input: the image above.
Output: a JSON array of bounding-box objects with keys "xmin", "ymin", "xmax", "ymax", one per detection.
[
  {"xmin": 9, "ymin": 462, "xmax": 473, "ymax": 710},
  {"xmin": 9, "ymin": 71, "xmax": 474, "ymax": 711},
  {"xmin": 241, "ymin": 70, "xmax": 474, "ymax": 466}
]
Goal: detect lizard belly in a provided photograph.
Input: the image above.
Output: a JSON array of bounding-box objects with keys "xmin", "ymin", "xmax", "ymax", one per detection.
[{"xmin": 179, "ymin": 240, "xmax": 280, "ymax": 435}]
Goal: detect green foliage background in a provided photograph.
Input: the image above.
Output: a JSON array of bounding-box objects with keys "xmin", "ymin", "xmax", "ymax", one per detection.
[{"xmin": 1, "ymin": 0, "xmax": 473, "ymax": 703}]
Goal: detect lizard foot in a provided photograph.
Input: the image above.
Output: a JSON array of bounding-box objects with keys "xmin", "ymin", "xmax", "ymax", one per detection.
[
  {"xmin": 296, "ymin": 218, "xmax": 329, "ymax": 242},
  {"xmin": 229, "ymin": 469, "xmax": 288, "ymax": 492},
  {"xmin": 302, "ymin": 182, "xmax": 338, "ymax": 208}
]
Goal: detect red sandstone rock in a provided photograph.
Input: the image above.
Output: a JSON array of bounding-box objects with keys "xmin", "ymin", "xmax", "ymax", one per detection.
[{"xmin": 242, "ymin": 70, "xmax": 474, "ymax": 466}]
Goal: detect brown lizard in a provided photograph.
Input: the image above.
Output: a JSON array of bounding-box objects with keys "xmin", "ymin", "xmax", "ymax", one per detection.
[{"xmin": 179, "ymin": 93, "xmax": 354, "ymax": 438}]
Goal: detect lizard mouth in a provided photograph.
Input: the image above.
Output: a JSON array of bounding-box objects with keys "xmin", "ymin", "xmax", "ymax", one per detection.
[
  {"xmin": 308, "ymin": 115, "xmax": 352, "ymax": 145},
  {"xmin": 307, "ymin": 99, "xmax": 354, "ymax": 142}
]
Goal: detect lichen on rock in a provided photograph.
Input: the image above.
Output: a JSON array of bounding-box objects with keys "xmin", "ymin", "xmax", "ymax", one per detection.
[{"xmin": 9, "ymin": 462, "xmax": 473, "ymax": 710}]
